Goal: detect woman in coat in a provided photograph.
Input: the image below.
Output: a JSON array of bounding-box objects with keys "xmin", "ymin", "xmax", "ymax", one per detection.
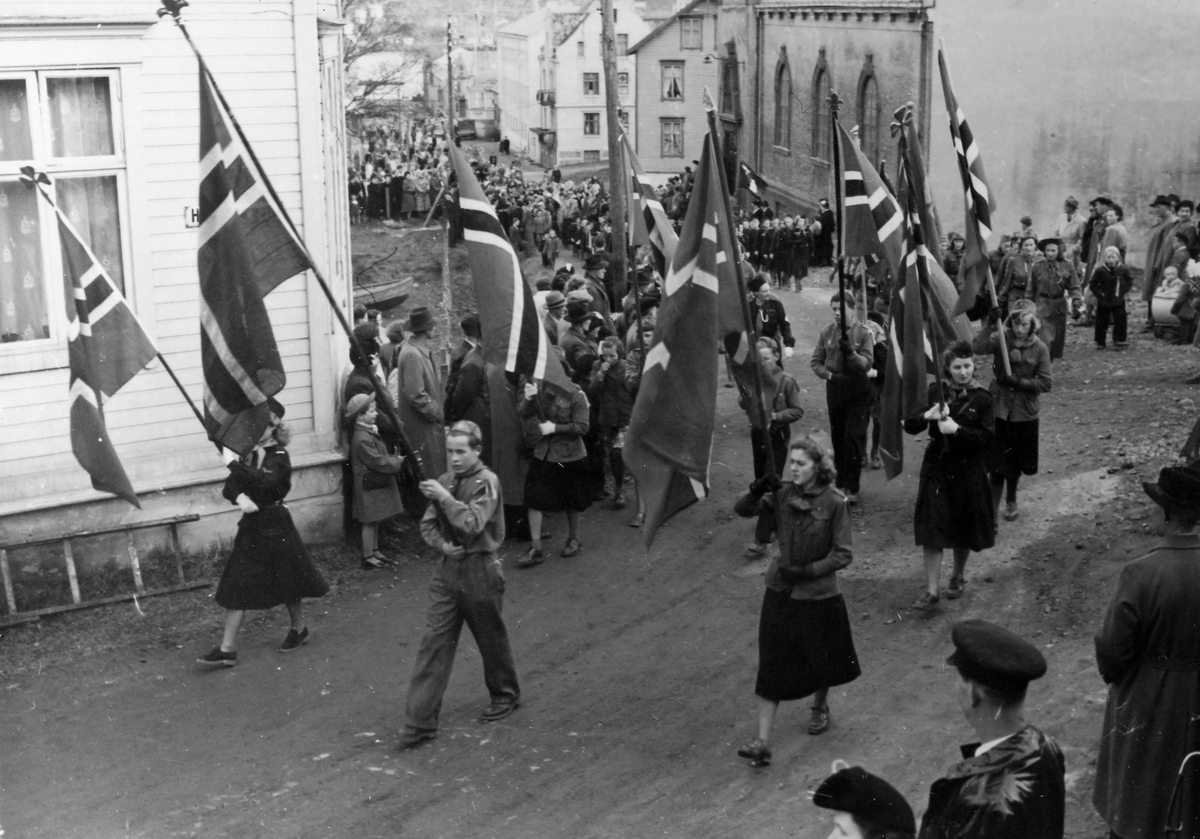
[
  {"xmin": 1026, "ymin": 238, "xmax": 1081, "ymax": 361},
  {"xmin": 973, "ymin": 299, "xmax": 1053, "ymax": 523},
  {"xmin": 517, "ymin": 368, "xmax": 591, "ymax": 567},
  {"xmin": 904, "ymin": 340, "xmax": 996, "ymax": 613},
  {"xmin": 197, "ymin": 401, "xmax": 329, "ymax": 666},
  {"xmin": 348, "ymin": 393, "xmax": 406, "ymax": 570},
  {"xmin": 996, "ymin": 235, "xmax": 1039, "ymax": 316},
  {"xmin": 733, "ymin": 436, "xmax": 860, "ymax": 767}
]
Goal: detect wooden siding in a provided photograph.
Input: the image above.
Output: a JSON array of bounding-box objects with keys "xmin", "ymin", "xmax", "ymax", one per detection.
[
  {"xmin": 0, "ymin": 0, "xmax": 334, "ymax": 509},
  {"xmin": 631, "ymin": 4, "xmax": 720, "ymax": 175}
]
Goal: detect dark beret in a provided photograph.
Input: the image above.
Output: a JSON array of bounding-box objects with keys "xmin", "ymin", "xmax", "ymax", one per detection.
[
  {"xmin": 947, "ymin": 619, "xmax": 1046, "ymax": 694},
  {"xmin": 638, "ymin": 292, "xmax": 662, "ymax": 313},
  {"xmin": 813, "ymin": 766, "xmax": 915, "ymax": 834}
]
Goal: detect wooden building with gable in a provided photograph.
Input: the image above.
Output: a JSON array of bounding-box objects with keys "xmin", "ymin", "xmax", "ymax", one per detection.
[{"xmin": 0, "ymin": 1, "xmax": 353, "ymax": 561}]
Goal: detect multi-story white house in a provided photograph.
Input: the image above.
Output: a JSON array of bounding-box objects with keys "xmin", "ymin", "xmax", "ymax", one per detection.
[
  {"xmin": 549, "ymin": 0, "xmax": 649, "ymax": 166},
  {"xmin": 426, "ymin": 42, "xmax": 500, "ymax": 140},
  {"xmin": 497, "ymin": 8, "xmax": 549, "ymax": 160}
]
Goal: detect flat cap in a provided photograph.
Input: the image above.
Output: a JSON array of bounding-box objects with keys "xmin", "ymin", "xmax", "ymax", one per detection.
[
  {"xmin": 566, "ymin": 288, "xmax": 593, "ymax": 304},
  {"xmin": 344, "ymin": 393, "xmax": 373, "ymax": 419},
  {"xmin": 947, "ymin": 619, "xmax": 1046, "ymax": 694},
  {"xmin": 812, "ymin": 766, "xmax": 915, "ymax": 834}
]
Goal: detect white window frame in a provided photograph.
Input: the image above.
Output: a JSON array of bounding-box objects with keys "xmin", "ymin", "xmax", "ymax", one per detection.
[
  {"xmin": 583, "ymin": 112, "xmax": 600, "ymax": 136},
  {"xmin": 0, "ymin": 67, "xmax": 133, "ymax": 360},
  {"xmin": 680, "ymin": 17, "xmax": 703, "ymax": 50},
  {"xmin": 661, "ymin": 118, "xmax": 683, "ymax": 158},
  {"xmin": 617, "ymin": 72, "xmax": 629, "ymax": 96},
  {"xmin": 583, "ymin": 72, "xmax": 600, "ymax": 96}
]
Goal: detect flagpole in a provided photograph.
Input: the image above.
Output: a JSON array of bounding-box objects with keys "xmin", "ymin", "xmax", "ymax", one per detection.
[
  {"xmin": 706, "ymin": 93, "xmax": 775, "ymax": 473},
  {"xmin": 829, "ymin": 92, "xmax": 849, "ymax": 344},
  {"xmin": 622, "ymin": 142, "xmax": 647, "ymax": 366},
  {"xmin": 159, "ymin": 3, "xmax": 436, "ymax": 485},
  {"xmin": 897, "ymin": 127, "xmax": 947, "ymax": 411}
]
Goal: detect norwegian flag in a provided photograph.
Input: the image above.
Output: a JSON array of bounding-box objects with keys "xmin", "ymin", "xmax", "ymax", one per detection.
[
  {"xmin": 939, "ymin": 43, "xmax": 998, "ymax": 316},
  {"xmin": 877, "ymin": 144, "xmax": 972, "ymax": 480},
  {"xmin": 42, "ymin": 185, "xmax": 157, "ymax": 506},
  {"xmin": 738, "ymin": 161, "xmax": 768, "ymax": 197},
  {"xmin": 837, "ymin": 120, "xmax": 903, "ymax": 278},
  {"xmin": 621, "ymin": 132, "xmax": 678, "ymax": 276},
  {"xmin": 447, "ymin": 140, "xmax": 571, "ymax": 393},
  {"xmin": 626, "ymin": 131, "xmax": 732, "ymax": 546},
  {"xmin": 198, "ymin": 65, "xmax": 312, "ymax": 455}
]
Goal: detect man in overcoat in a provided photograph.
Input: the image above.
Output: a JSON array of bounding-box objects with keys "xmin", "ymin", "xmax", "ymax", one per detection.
[
  {"xmin": 1093, "ymin": 464, "xmax": 1200, "ymax": 839},
  {"xmin": 918, "ymin": 620, "xmax": 1065, "ymax": 839},
  {"xmin": 391, "ymin": 307, "xmax": 446, "ymax": 483}
]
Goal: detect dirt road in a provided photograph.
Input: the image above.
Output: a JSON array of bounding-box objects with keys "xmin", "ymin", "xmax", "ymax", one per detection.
[{"xmin": 3, "ymin": 280, "xmax": 1190, "ymax": 838}]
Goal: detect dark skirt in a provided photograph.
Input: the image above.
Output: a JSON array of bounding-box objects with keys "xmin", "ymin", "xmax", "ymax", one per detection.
[
  {"xmin": 914, "ymin": 449, "xmax": 996, "ymax": 552},
  {"xmin": 215, "ymin": 506, "xmax": 329, "ymax": 610},
  {"xmin": 989, "ymin": 418, "xmax": 1040, "ymax": 477},
  {"xmin": 755, "ymin": 588, "xmax": 861, "ymax": 702},
  {"xmin": 524, "ymin": 457, "xmax": 593, "ymax": 513}
]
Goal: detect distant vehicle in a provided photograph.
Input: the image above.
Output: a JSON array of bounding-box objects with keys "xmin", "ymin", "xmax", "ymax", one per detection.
[{"xmin": 455, "ymin": 119, "xmax": 476, "ymax": 140}]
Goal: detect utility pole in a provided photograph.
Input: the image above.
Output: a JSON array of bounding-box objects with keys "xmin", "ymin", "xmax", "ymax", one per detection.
[
  {"xmin": 442, "ymin": 16, "xmax": 454, "ymax": 371},
  {"xmin": 599, "ymin": 0, "xmax": 626, "ymax": 299}
]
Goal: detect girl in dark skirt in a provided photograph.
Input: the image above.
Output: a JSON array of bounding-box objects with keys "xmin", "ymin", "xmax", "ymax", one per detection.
[
  {"xmin": 517, "ymin": 372, "xmax": 592, "ymax": 567},
  {"xmin": 732, "ymin": 436, "xmax": 861, "ymax": 767},
  {"xmin": 972, "ymin": 299, "xmax": 1052, "ymax": 523},
  {"xmin": 904, "ymin": 340, "xmax": 995, "ymax": 613},
  {"xmin": 198, "ymin": 402, "xmax": 329, "ymax": 667}
]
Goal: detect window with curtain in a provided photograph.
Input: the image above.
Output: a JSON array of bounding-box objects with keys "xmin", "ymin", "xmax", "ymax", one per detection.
[
  {"xmin": 813, "ymin": 68, "xmax": 831, "ymax": 160},
  {"xmin": 583, "ymin": 73, "xmax": 599, "ymax": 95},
  {"xmin": 661, "ymin": 119, "xmax": 683, "ymax": 158},
  {"xmin": 858, "ymin": 74, "xmax": 881, "ymax": 165},
  {"xmin": 662, "ymin": 62, "xmax": 684, "ymax": 100},
  {"xmin": 616, "ymin": 34, "xmax": 628, "ymax": 55},
  {"xmin": 774, "ymin": 61, "xmax": 791, "ymax": 148},
  {"xmin": 0, "ymin": 71, "xmax": 126, "ymax": 345},
  {"xmin": 584, "ymin": 113, "xmax": 600, "ymax": 135}
]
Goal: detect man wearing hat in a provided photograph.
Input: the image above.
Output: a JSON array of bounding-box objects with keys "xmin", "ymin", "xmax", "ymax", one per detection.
[
  {"xmin": 559, "ymin": 301, "xmax": 601, "ymax": 384},
  {"xmin": 1017, "ymin": 215, "xmax": 1037, "ymax": 243},
  {"xmin": 1143, "ymin": 195, "xmax": 1181, "ymax": 332},
  {"xmin": 1092, "ymin": 465, "xmax": 1200, "ymax": 839},
  {"xmin": 392, "ymin": 307, "xmax": 446, "ymax": 489},
  {"xmin": 540, "ymin": 290, "xmax": 567, "ymax": 346},
  {"xmin": 918, "ymin": 619, "xmax": 1065, "ymax": 838},
  {"xmin": 813, "ymin": 762, "xmax": 915, "ymax": 839},
  {"xmin": 1052, "ymin": 196, "xmax": 1084, "ymax": 270},
  {"xmin": 1026, "ymin": 238, "xmax": 1081, "ymax": 360}
]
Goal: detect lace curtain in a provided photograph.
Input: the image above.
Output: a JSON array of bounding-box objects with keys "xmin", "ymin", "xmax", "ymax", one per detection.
[
  {"xmin": 0, "ymin": 183, "xmax": 47, "ymax": 342},
  {"xmin": 47, "ymin": 77, "xmax": 115, "ymax": 158}
]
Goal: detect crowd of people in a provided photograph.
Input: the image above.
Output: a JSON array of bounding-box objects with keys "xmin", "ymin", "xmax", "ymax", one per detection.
[{"xmin": 192, "ymin": 153, "xmax": 1199, "ymax": 837}]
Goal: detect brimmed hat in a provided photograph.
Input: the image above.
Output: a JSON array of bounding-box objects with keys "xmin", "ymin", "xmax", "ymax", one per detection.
[
  {"xmin": 267, "ymin": 397, "xmax": 286, "ymax": 419},
  {"xmin": 1090, "ymin": 195, "xmax": 1113, "ymax": 206},
  {"xmin": 1019, "ymin": 215, "xmax": 1033, "ymax": 225},
  {"xmin": 406, "ymin": 306, "xmax": 436, "ymax": 334},
  {"xmin": 947, "ymin": 619, "xmax": 1047, "ymax": 695},
  {"xmin": 1143, "ymin": 465, "xmax": 1200, "ymax": 513},
  {"xmin": 812, "ymin": 765, "xmax": 915, "ymax": 834},
  {"xmin": 544, "ymin": 290, "xmax": 566, "ymax": 310},
  {"xmin": 584, "ymin": 253, "xmax": 609, "ymax": 271},
  {"xmin": 638, "ymin": 291, "xmax": 662, "ymax": 313},
  {"xmin": 565, "ymin": 300, "xmax": 592, "ymax": 323},
  {"xmin": 1151, "ymin": 194, "xmax": 1173, "ymax": 208},
  {"xmin": 1038, "ymin": 237, "xmax": 1063, "ymax": 251},
  {"xmin": 344, "ymin": 393, "xmax": 373, "ymax": 419},
  {"xmin": 1064, "ymin": 195, "xmax": 1079, "ymax": 209},
  {"xmin": 566, "ymin": 288, "xmax": 593, "ymax": 304}
]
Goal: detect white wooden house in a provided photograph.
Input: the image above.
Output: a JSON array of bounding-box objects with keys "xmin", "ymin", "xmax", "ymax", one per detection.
[{"xmin": 0, "ymin": 1, "xmax": 352, "ymax": 553}]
